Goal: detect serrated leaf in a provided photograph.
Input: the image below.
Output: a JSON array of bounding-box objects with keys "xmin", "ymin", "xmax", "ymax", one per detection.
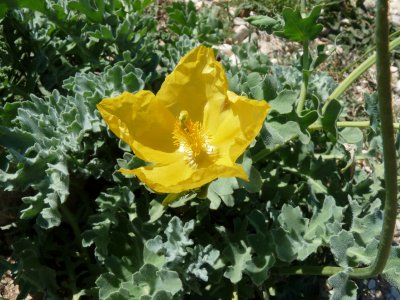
[
  {"xmin": 327, "ymin": 271, "xmax": 357, "ymax": 300},
  {"xmin": 132, "ymin": 264, "xmax": 182, "ymax": 297},
  {"xmin": 382, "ymin": 246, "xmax": 400, "ymax": 290},
  {"xmin": 304, "ymin": 196, "xmax": 343, "ymax": 242},
  {"xmin": 273, "ymin": 205, "xmax": 321, "ymax": 261},
  {"xmin": 223, "ymin": 241, "xmax": 252, "ymax": 283},
  {"xmin": 330, "ymin": 231, "xmax": 355, "ymax": 267}
]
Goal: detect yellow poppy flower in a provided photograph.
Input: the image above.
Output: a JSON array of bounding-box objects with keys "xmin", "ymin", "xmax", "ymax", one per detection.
[{"xmin": 97, "ymin": 46, "xmax": 270, "ymax": 194}]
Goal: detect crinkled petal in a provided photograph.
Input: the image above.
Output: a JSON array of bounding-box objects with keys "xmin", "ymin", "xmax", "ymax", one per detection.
[
  {"xmin": 120, "ymin": 161, "xmax": 248, "ymax": 194},
  {"xmin": 206, "ymin": 91, "xmax": 270, "ymax": 163},
  {"xmin": 97, "ymin": 91, "xmax": 180, "ymax": 164},
  {"xmin": 156, "ymin": 45, "xmax": 228, "ymax": 123}
]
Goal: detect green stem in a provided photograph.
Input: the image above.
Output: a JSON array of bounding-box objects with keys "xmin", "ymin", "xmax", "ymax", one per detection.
[
  {"xmin": 308, "ymin": 120, "xmax": 400, "ymax": 130},
  {"xmin": 59, "ymin": 204, "xmax": 89, "ymax": 259},
  {"xmin": 322, "ymin": 35, "xmax": 400, "ymax": 113},
  {"xmin": 275, "ymin": 0, "xmax": 398, "ymax": 280},
  {"xmin": 296, "ymin": 40, "xmax": 310, "ymax": 114}
]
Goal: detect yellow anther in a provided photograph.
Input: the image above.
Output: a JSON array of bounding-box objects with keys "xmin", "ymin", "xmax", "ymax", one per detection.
[{"xmin": 172, "ymin": 111, "xmax": 217, "ymax": 168}]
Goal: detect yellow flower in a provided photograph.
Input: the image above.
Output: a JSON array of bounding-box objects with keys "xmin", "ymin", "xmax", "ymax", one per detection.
[{"xmin": 97, "ymin": 46, "xmax": 270, "ymax": 193}]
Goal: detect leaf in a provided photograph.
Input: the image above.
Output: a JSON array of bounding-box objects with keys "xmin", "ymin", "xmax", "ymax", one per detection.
[
  {"xmin": 4, "ymin": 0, "xmax": 47, "ymax": 14},
  {"xmin": 321, "ymin": 99, "xmax": 342, "ymax": 142},
  {"xmin": 148, "ymin": 200, "xmax": 165, "ymax": 223},
  {"xmin": 350, "ymin": 199, "xmax": 383, "ymax": 245},
  {"xmin": 156, "ymin": 216, "xmax": 194, "ymax": 262},
  {"xmin": 304, "ymin": 196, "xmax": 344, "ymax": 242},
  {"xmin": 264, "ymin": 120, "xmax": 310, "ymax": 146},
  {"xmin": 268, "ymin": 90, "xmax": 297, "ymax": 114},
  {"xmin": 246, "ymin": 15, "xmax": 279, "ymax": 31},
  {"xmin": 223, "ymin": 241, "xmax": 252, "ymax": 283},
  {"xmin": 327, "ymin": 271, "xmax": 357, "ymax": 300},
  {"xmin": 68, "ymin": 0, "xmax": 105, "ymax": 22},
  {"xmin": 274, "ymin": 6, "xmax": 323, "ymax": 42},
  {"xmin": 207, "ymin": 177, "xmax": 239, "ymax": 208},
  {"xmin": 247, "ymin": 72, "xmax": 264, "ymax": 100},
  {"xmin": 339, "ymin": 128, "xmax": 363, "ymax": 144},
  {"xmin": 330, "ymin": 231, "xmax": 355, "ymax": 267},
  {"xmin": 273, "ymin": 205, "xmax": 320, "ymax": 261},
  {"xmin": 97, "ymin": 273, "xmax": 122, "ymax": 300},
  {"xmin": 237, "ymin": 153, "xmax": 262, "ymax": 193},
  {"xmin": 246, "ymin": 232, "xmax": 275, "ymax": 285},
  {"xmin": 382, "ymin": 246, "xmax": 400, "ymax": 290},
  {"xmin": 132, "ymin": 264, "xmax": 182, "ymax": 297},
  {"xmin": 365, "ymin": 93, "xmax": 379, "ymax": 132}
]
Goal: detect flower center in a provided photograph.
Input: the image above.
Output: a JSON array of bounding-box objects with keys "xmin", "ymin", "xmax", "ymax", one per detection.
[{"xmin": 172, "ymin": 110, "xmax": 217, "ymax": 167}]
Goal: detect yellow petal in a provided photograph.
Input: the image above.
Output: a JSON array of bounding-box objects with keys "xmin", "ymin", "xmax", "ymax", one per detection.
[
  {"xmin": 205, "ymin": 91, "xmax": 270, "ymax": 163},
  {"xmin": 120, "ymin": 161, "xmax": 248, "ymax": 194},
  {"xmin": 156, "ymin": 45, "xmax": 228, "ymax": 123},
  {"xmin": 97, "ymin": 91, "xmax": 180, "ymax": 164}
]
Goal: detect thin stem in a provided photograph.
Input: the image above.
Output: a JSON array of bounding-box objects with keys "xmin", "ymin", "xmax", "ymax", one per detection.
[
  {"xmin": 308, "ymin": 120, "xmax": 400, "ymax": 130},
  {"xmin": 296, "ymin": 40, "xmax": 310, "ymax": 114},
  {"xmin": 322, "ymin": 35, "xmax": 400, "ymax": 113}
]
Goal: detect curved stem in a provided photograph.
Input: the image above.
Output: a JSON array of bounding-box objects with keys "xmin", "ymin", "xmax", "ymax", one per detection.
[{"xmin": 322, "ymin": 35, "xmax": 400, "ymax": 113}]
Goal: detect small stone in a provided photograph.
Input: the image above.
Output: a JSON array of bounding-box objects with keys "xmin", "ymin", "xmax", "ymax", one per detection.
[
  {"xmin": 233, "ymin": 17, "xmax": 247, "ymax": 26},
  {"xmin": 390, "ymin": 286, "xmax": 400, "ymax": 299},
  {"xmin": 341, "ymin": 18, "xmax": 351, "ymax": 26},
  {"xmin": 233, "ymin": 25, "xmax": 250, "ymax": 43},
  {"xmin": 395, "ymin": 81, "xmax": 400, "ymax": 93},
  {"xmin": 215, "ymin": 44, "xmax": 233, "ymax": 57},
  {"xmin": 367, "ymin": 279, "xmax": 377, "ymax": 290},
  {"xmin": 364, "ymin": 0, "xmax": 375, "ymax": 9}
]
